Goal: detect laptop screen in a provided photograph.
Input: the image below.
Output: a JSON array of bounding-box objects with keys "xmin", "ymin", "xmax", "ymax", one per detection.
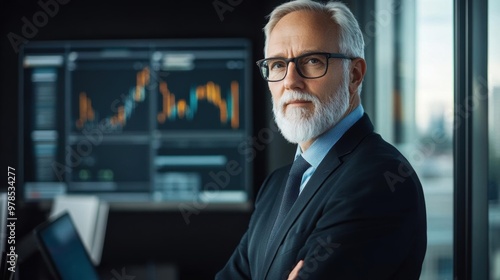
[{"xmin": 36, "ymin": 213, "xmax": 100, "ymax": 280}]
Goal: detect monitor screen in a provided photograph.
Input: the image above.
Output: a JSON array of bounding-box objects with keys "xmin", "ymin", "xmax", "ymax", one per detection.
[
  {"xmin": 35, "ymin": 213, "xmax": 99, "ymax": 280},
  {"xmin": 20, "ymin": 39, "xmax": 252, "ymax": 206}
]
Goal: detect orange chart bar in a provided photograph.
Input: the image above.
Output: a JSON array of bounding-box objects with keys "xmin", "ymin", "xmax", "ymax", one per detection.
[
  {"xmin": 231, "ymin": 81, "xmax": 239, "ymax": 129},
  {"xmin": 75, "ymin": 92, "xmax": 95, "ymax": 129}
]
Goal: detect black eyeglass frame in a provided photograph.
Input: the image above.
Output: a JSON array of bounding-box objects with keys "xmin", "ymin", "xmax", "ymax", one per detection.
[{"xmin": 255, "ymin": 52, "xmax": 356, "ymax": 82}]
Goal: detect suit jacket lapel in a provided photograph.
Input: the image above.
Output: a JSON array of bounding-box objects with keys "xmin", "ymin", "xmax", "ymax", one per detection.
[
  {"xmin": 261, "ymin": 114, "xmax": 375, "ymax": 279},
  {"xmin": 255, "ymin": 172, "xmax": 289, "ymax": 274}
]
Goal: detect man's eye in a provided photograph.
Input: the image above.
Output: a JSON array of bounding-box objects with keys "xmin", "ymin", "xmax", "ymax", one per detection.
[
  {"xmin": 270, "ymin": 61, "xmax": 286, "ymax": 70},
  {"xmin": 304, "ymin": 57, "xmax": 323, "ymax": 65}
]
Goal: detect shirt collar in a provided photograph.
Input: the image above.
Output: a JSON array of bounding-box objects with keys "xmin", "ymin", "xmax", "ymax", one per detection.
[{"xmin": 295, "ymin": 104, "xmax": 364, "ymax": 168}]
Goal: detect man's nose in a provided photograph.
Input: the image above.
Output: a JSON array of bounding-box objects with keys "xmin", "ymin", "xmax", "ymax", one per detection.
[{"xmin": 283, "ymin": 62, "xmax": 305, "ymax": 91}]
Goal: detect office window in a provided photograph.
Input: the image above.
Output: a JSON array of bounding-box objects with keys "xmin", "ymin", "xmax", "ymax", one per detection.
[
  {"xmin": 373, "ymin": 0, "xmax": 453, "ymax": 279},
  {"xmin": 489, "ymin": 0, "xmax": 500, "ymax": 278}
]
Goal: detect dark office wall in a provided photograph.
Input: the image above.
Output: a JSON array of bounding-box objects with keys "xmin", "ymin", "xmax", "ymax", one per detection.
[
  {"xmin": 0, "ymin": 1, "xmax": 289, "ymax": 279},
  {"xmin": 0, "ymin": 0, "xmax": 281, "ymax": 181}
]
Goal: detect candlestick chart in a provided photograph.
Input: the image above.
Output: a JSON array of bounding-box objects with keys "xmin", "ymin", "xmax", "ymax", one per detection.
[
  {"xmin": 72, "ymin": 64, "xmax": 151, "ymax": 132},
  {"xmin": 157, "ymin": 80, "xmax": 240, "ymax": 130},
  {"xmin": 73, "ymin": 68, "xmax": 242, "ymax": 132}
]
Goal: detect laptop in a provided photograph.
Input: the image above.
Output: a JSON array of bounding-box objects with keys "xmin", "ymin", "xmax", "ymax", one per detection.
[{"xmin": 34, "ymin": 212, "xmax": 100, "ymax": 280}]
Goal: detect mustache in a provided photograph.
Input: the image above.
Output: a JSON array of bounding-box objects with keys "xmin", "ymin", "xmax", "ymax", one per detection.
[{"xmin": 278, "ymin": 91, "xmax": 318, "ymax": 107}]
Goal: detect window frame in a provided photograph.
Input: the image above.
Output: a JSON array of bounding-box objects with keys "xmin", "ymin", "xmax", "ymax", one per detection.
[{"xmin": 454, "ymin": 0, "xmax": 489, "ymax": 279}]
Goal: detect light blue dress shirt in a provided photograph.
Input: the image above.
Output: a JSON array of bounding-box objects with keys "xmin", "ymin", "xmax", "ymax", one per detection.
[{"xmin": 295, "ymin": 105, "xmax": 364, "ymax": 194}]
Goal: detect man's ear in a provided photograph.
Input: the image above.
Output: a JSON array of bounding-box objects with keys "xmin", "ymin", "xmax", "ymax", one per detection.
[{"xmin": 349, "ymin": 58, "xmax": 366, "ymax": 95}]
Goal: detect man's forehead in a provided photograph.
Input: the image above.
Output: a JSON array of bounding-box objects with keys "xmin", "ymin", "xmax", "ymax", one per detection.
[{"xmin": 266, "ymin": 10, "xmax": 340, "ymax": 57}]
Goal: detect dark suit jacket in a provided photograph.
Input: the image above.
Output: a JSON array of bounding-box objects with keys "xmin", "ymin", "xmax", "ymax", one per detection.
[{"xmin": 216, "ymin": 114, "xmax": 427, "ymax": 279}]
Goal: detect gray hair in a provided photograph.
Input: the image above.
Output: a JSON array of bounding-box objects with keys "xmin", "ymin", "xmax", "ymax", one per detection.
[
  {"xmin": 264, "ymin": 0, "xmax": 364, "ymax": 59},
  {"xmin": 263, "ymin": 0, "xmax": 365, "ymax": 94}
]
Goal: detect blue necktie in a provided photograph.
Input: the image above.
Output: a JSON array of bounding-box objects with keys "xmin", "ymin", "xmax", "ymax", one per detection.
[{"xmin": 267, "ymin": 155, "xmax": 311, "ymax": 250}]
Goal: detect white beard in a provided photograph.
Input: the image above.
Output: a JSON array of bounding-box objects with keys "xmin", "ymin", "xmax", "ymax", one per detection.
[{"xmin": 272, "ymin": 79, "xmax": 350, "ymax": 144}]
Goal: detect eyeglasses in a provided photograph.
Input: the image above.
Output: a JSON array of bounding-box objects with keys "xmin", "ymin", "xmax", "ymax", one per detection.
[{"xmin": 256, "ymin": 52, "xmax": 354, "ymax": 82}]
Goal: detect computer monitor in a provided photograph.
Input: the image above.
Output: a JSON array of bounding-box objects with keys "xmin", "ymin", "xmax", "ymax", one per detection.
[
  {"xmin": 19, "ymin": 39, "xmax": 252, "ymax": 207},
  {"xmin": 34, "ymin": 212, "xmax": 99, "ymax": 280},
  {"xmin": 0, "ymin": 193, "xmax": 7, "ymax": 268}
]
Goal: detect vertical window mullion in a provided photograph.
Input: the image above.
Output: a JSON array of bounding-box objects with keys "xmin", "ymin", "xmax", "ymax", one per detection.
[{"xmin": 454, "ymin": 0, "xmax": 489, "ymax": 279}]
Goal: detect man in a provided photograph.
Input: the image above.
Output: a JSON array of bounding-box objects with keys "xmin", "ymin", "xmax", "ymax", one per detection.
[{"xmin": 216, "ymin": 0, "xmax": 427, "ymax": 279}]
